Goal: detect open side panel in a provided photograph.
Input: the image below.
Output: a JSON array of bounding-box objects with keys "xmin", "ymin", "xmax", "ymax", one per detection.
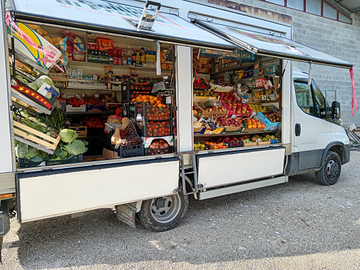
[
  {"xmin": 17, "ymin": 158, "xmax": 179, "ymax": 222},
  {"xmin": 197, "ymin": 147, "xmax": 285, "ymax": 189}
]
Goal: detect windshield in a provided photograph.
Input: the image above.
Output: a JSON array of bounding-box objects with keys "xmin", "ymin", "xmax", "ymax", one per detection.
[{"xmin": 294, "ymin": 79, "xmax": 328, "ymax": 118}]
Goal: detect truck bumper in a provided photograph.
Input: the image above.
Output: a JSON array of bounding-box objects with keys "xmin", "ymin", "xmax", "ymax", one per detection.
[{"xmin": 0, "ymin": 201, "xmax": 10, "ymax": 237}]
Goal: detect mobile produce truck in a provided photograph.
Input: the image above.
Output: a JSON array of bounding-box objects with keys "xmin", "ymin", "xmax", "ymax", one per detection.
[{"xmin": 0, "ymin": 0, "xmax": 356, "ymax": 258}]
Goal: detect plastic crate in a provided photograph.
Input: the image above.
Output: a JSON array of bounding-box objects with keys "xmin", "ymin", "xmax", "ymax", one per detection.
[
  {"xmin": 86, "ymin": 104, "xmax": 105, "ymax": 112},
  {"xmin": 118, "ymin": 144, "xmax": 144, "ymax": 158},
  {"xmin": 228, "ymin": 140, "xmax": 244, "ymax": 148},
  {"xmin": 18, "ymin": 154, "xmax": 83, "ymax": 168},
  {"xmin": 145, "ymin": 106, "xmax": 171, "ymax": 120},
  {"xmin": 47, "ymin": 154, "xmax": 83, "ymax": 166},
  {"xmin": 135, "ymin": 103, "xmax": 172, "ymax": 121},
  {"xmin": 121, "ymin": 81, "xmax": 153, "ymax": 104},
  {"xmin": 143, "ymin": 122, "xmax": 171, "ymax": 137}
]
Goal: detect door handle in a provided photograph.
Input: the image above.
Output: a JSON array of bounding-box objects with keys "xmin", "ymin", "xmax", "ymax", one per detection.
[{"xmin": 295, "ymin": 123, "xmax": 301, "ymax": 136}]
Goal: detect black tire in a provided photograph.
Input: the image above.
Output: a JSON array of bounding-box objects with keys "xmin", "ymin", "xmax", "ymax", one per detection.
[
  {"xmin": 315, "ymin": 151, "xmax": 341, "ymax": 186},
  {"xmin": 138, "ymin": 192, "xmax": 188, "ymax": 232}
]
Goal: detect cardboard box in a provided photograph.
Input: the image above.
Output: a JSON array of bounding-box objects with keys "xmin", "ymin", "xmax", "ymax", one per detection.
[
  {"xmin": 142, "ymin": 136, "xmax": 174, "ymax": 148},
  {"xmin": 8, "ymin": 22, "xmax": 62, "ymax": 70},
  {"xmin": 66, "ymin": 104, "xmax": 86, "ymax": 112},
  {"xmin": 256, "ymin": 112, "xmax": 280, "ymax": 131},
  {"xmin": 103, "ymin": 148, "xmax": 119, "ymax": 159}
]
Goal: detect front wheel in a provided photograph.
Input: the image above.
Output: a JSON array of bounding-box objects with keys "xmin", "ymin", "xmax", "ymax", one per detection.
[
  {"xmin": 315, "ymin": 151, "xmax": 341, "ymax": 186},
  {"xmin": 138, "ymin": 192, "xmax": 188, "ymax": 232}
]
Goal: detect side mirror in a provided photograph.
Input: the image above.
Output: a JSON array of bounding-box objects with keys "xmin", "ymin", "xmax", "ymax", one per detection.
[{"xmin": 331, "ymin": 101, "xmax": 341, "ymax": 119}]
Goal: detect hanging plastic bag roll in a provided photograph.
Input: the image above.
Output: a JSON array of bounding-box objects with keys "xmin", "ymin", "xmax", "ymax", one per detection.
[{"xmin": 156, "ymin": 41, "xmax": 161, "ymax": 76}]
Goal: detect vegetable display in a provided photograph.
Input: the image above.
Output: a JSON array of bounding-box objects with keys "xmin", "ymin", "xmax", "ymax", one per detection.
[
  {"xmin": 67, "ymin": 97, "xmax": 84, "ymax": 107},
  {"xmin": 59, "ymin": 129, "xmax": 78, "ymax": 144}
]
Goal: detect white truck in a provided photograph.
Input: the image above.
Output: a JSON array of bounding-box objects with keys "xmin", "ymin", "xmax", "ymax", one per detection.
[{"xmin": 0, "ymin": 0, "xmax": 354, "ymax": 259}]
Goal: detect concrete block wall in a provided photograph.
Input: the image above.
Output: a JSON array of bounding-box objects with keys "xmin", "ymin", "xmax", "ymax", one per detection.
[{"xmin": 208, "ymin": 0, "xmax": 360, "ymax": 126}]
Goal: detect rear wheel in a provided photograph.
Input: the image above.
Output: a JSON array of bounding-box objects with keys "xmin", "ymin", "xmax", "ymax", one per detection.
[
  {"xmin": 138, "ymin": 192, "xmax": 188, "ymax": 232},
  {"xmin": 315, "ymin": 151, "xmax": 341, "ymax": 186}
]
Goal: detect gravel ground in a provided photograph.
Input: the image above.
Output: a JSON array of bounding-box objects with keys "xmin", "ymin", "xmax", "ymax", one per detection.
[{"xmin": 1, "ymin": 149, "xmax": 360, "ymax": 269}]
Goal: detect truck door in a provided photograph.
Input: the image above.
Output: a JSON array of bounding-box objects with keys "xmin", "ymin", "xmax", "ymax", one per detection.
[{"xmin": 292, "ymin": 79, "xmax": 332, "ymax": 170}]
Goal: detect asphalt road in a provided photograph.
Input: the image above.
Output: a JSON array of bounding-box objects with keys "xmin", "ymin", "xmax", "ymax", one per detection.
[{"xmin": 1, "ymin": 149, "xmax": 360, "ymax": 269}]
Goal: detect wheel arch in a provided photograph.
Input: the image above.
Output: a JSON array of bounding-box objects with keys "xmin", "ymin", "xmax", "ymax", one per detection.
[{"xmin": 321, "ymin": 142, "xmax": 347, "ymax": 167}]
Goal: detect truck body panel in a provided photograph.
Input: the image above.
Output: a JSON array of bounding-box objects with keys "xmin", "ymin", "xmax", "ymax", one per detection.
[
  {"xmin": 197, "ymin": 147, "xmax": 285, "ymax": 189},
  {"xmin": 0, "ymin": 0, "xmax": 352, "ymax": 234},
  {"xmin": 18, "ymin": 157, "xmax": 179, "ymax": 222}
]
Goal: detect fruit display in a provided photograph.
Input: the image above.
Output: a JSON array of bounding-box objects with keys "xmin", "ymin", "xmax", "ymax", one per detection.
[
  {"xmin": 146, "ymin": 107, "xmax": 171, "ymax": 120},
  {"xmin": 195, "ymin": 101, "xmax": 227, "ymax": 117},
  {"xmin": 194, "ymin": 90, "xmax": 217, "ymax": 98},
  {"xmin": 203, "ymin": 117, "xmax": 224, "ymax": 134},
  {"xmin": 262, "ymin": 111, "xmax": 281, "ymax": 123},
  {"xmin": 217, "ymin": 91, "xmax": 253, "ymax": 117},
  {"xmin": 216, "ymin": 116, "xmax": 242, "ymax": 131},
  {"xmin": 67, "ymin": 96, "xmax": 84, "ymax": 107},
  {"xmin": 193, "ymin": 78, "xmax": 209, "ymax": 90},
  {"xmin": 221, "ymin": 101, "xmax": 253, "ymax": 117},
  {"xmin": 148, "ymin": 139, "xmax": 171, "ymax": 155},
  {"xmin": 146, "ymin": 121, "xmax": 171, "ymax": 137},
  {"xmin": 248, "ymin": 103, "xmax": 267, "ymax": 113},
  {"xmin": 242, "ymin": 118, "xmax": 265, "ymax": 130},
  {"xmin": 217, "ymin": 91, "xmax": 239, "ymax": 103},
  {"xmin": 194, "ymin": 141, "xmax": 228, "ymax": 150},
  {"xmin": 132, "ymin": 95, "xmax": 166, "ymax": 107}
]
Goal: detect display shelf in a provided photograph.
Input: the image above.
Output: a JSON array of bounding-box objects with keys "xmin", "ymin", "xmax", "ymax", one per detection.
[
  {"xmin": 10, "ymin": 64, "xmax": 37, "ymax": 82},
  {"xmin": 260, "ymin": 100, "xmax": 279, "ymax": 103},
  {"xmin": 68, "ymin": 60, "xmax": 172, "ymax": 73},
  {"xmin": 63, "ymin": 110, "xmax": 116, "ymax": 115},
  {"xmin": 11, "ymin": 88, "xmax": 52, "ymax": 115},
  {"xmin": 194, "ymin": 130, "xmax": 277, "ymax": 138},
  {"xmin": 67, "ymin": 78, "xmax": 123, "ymax": 85},
  {"xmin": 10, "ymin": 49, "xmax": 49, "ymax": 75}
]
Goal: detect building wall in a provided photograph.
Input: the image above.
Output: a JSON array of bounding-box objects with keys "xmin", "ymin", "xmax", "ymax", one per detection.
[{"xmin": 207, "ymin": 0, "xmax": 360, "ymax": 126}]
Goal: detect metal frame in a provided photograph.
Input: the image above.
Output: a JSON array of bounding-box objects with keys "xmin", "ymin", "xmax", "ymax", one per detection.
[{"xmin": 198, "ymin": 176, "xmax": 288, "ymax": 200}]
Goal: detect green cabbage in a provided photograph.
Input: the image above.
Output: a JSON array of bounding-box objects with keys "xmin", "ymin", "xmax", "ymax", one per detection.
[
  {"xmin": 64, "ymin": 140, "xmax": 88, "ymax": 156},
  {"xmin": 53, "ymin": 146, "xmax": 68, "ymax": 159},
  {"xmin": 25, "ymin": 147, "xmax": 40, "ymax": 160},
  {"xmin": 59, "ymin": 129, "xmax": 78, "ymax": 144},
  {"xmin": 15, "ymin": 141, "xmax": 28, "ymax": 158}
]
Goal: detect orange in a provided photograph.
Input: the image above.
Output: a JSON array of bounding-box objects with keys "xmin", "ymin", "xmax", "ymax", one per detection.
[{"xmin": 248, "ymin": 124, "xmax": 253, "ymax": 129}]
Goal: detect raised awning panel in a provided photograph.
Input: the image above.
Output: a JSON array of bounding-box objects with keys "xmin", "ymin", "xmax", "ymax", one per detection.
[
  {"xmin": 7, "ymin": 0, "xmax": 236, "ymax": 51},
  {"xmin": 193, "ymin": 20, "xmax": 352, "ymax": 68}
]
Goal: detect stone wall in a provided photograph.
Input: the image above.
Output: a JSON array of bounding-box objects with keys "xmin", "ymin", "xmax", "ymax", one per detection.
[{"xmin": 205, "ymin": 0, "xmax": 360, "ymax": 126}]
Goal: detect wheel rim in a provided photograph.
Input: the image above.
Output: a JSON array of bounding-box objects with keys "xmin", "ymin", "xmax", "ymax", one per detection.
[
  {"xmin": 150, "ymin": 193, "xmax": 181, "ymax": 224},
  {"xmin": 326, "ymin": 159, "xmax": 339, "ymax": 179}
]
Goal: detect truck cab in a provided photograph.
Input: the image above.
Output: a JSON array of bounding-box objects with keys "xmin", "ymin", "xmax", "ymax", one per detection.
[{"xmin": 290, "ymin": 67, "xmax": 350, "ymax": 184}]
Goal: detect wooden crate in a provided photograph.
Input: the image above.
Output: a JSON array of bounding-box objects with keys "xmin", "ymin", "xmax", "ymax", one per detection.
[
  {"xmin": 13, "ymin": 121, "xmax": 61, "ymax": 151},
  {"xmin": 69, "ymin": 126, "xmax": 87, "ymax": 138},
  {"xmin": 257, "ymin": 140, "xmax": 271, "ymax": 146}
]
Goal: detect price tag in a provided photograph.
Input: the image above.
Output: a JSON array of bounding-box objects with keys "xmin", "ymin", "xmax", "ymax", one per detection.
[{"xmin": 166, "ymin": 96, "xmax": 172, "ymax": 104}]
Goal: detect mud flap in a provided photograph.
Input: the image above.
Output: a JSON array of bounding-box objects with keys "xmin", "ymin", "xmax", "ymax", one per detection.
[
  {"xmin": 115, "ymin": 203, "xmax": 137, "ymax": 228},
  {"xmin": 0, "ymin": 200, "xmax": 10, "ymax": 263}
]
